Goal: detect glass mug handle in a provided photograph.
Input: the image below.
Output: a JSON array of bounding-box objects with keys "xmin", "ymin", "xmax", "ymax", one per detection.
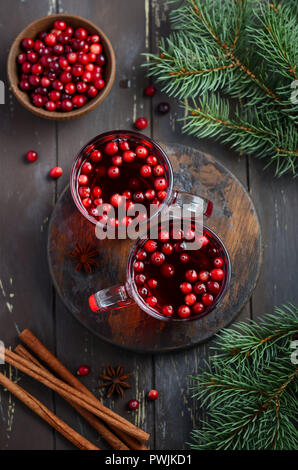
[
  {"xmin": 89, "ymin": 284, "xmax": 133, "ymax": 313},
  {"xmin": 170, "ymin": 190, "xmax": 213, "ymax": 218}
]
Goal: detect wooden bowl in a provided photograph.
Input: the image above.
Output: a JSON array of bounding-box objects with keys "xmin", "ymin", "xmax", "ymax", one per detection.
[{"xmin": 7, "ymin": 14, "xmax": 116, "ymax": 120}]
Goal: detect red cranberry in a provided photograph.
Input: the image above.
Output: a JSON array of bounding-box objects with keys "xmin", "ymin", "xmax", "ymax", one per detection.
[
  {"xmin": 173, "ymin": 241, "xmax": 185, "ymax": 253},
  {"xmin": 145, "ymin": 189, "xmax": 155, "ymax": 200},
  {"xmin": 153, "ymin": 165, "xmax": 164, "ymax": 177},
  {"xmin": 73, "ymin": 95, "xmax": 87, "ymax": 108},
  {"xmin": 28, "ymin": 75, "xmax": 40, "ymax": 87},
  {"xmin": 96, "ymin": 53, "xmax": 106, "ymax": 65},
  {"xmin": 144, "ymin": 240, "xmax": 157, "ymax": 253},
  {"xmin": 136, "ymin": 250, "xmax": 147, "ymax": 261},
  {"xmin": 157, "ymin": 102, "xmax": 170, "ymax": 114},
  {"xmin": 147, "ymin": 278, "xmax": 158, "ymax": 289},
  {"xmin": 26, "ymin": 150, "xmax": 38, "ymax": 163},
  {"xmin": 17, "ymin": 53, "xmax": 27, "ymax": 64},
  {"xmin": 185, "ymin": 228, "xmax": 196, "ymax": 241},
  {"xmin": 197, "ymin": 235, "xmax": 209, "ymax": 248},
  {"xmin": 180, "ymin": 282, "xmax": 192, "ymax": 294},
  {"xmin": 185, "ymin": 270, "xmax": 198, "ymax": 283},
  {"xmin": 67, "ymin": 52, "xmax": 77, "ymax": 63},
  {"xmin": 108, "ymin": 166, "xmax": 120, "ymax": 178},
  {"xmin": 192, "ymin": 302, "xmax": 205, "ymax": 315},
  {"xmin": 154, "ymin": 178, "xmax": 167, "ymax": 191},
  {"xmin": 22, "ymin": 62, "xmax": 32, "ymax": 74},
  {"xmin": 76, "ymin": 82, "xmax": 87, "ymax": 94},
  {"xmin": 90, "ymin": 149, "xmax": 102, "ymax": 162},
  {"xmin": 31, "ymin": 64, "xmax": 43, "ymax": 75},
  {"xmin": 22, "ymin": 38, "xmax": 34, "ymax": 50},
  {"xmin": 45, "ymin": 101, "xmax": 56, "ymax": 111},
  {"xmin": 82, "ymin": 197, "xmax": 92, "ymax": 208},
  {"xmin": 49, "ymin": 90, "xmax": 61, "ymax": 102},
  {"xmin": 161, "ymin": 242, "xmax": 173, "ymax": 255},
  {"xmin": 75, "ymin": 27, "xmax": 87, "ymax": 40},
  {"xmin": 19, "ymin": 80, "xmax": 30, "ymax": 91},
  {"xmin": 135, "ymin": 274, "xmax": 146, "ymax": 285},
  {"xmin": 151, "ymin": 251, "xmax": 165, "ymax": 266},
  {"xmin": 162, "ymin": 305, "xmax": 173, "ymax": 317},
  {"xmin": 60, "ymin": 71, "xmax": 72, "ymax": 83},
  {"xmin": 65, "ymin": 82, "xmax": 76, "ymax": 94},
  {"xmin": 45, "ymin": 33, "xmax": 57, "ymax": 46},
  {"xmin": 135, "ymin": 146, "xmax": 148, "ymax": 158},
  {"xmin": 72, "ymin": 39, "xmax": 86, "ymax": 51},
  {"xmin": 49, "ymin": 166, "xmax": 63, "ymax": 179},
  {"xmin": 61, "ymin": 99, "xmax": 73, "ymax": 111},
  {"xmin": 193, "ymin": 282, "xmax": 207, "ymax": 295},
  {"xmin": 178, "ymin": 305, "xmax": 191, "ymax": 318},
  {"xmin": 65, "ymin": 26, "xmax": 74, "ymax": 36},
  {"xmin": 161, "ymin": 263, "xmax": 175, "ymax": 278},
  {"xmin": 207, "ymin": 281, "xmax": 221, "ymax": 295},
  {"xmin": 119, "ymin": 141, "xmax": 129, "ymax": 151},
  {"xmin": 94, "ymin": 78, "xmax": 105, "ymax": 89},
  {"xmin": 210, "ymin": 269, "xmax": 224, "ymax": 281},
  {"xmin": 81, "ymin": 162, "xmax": 92, "ymax": 174},
  {"xmin": 32, "ymin": 94, "xmax": 44, "ymax": 107},
  {"xmin": 198, "ymin": 270, "xmax": 210, "ymax": 282},
  {"xmin": 157, "ymin": 190, "xmax": 167, "ymax": 200},
  {"xmin": 185, "ymin": 293, "xmax": 197, "ymax": 306},
  {"xmin": 128, "ymin": 399, "xmax": 139, "ymax": 411},
  {"xmin": 123, "ymin": 190, "xmax": 132, "ymax": 201},
  {"xmin": 76, "ymin": 365, "xmax": 90, "ymax": 376},
  {"xmin": 133, "ymin": 191, "xmax": 145, "ymax": 203},
  {"xmin": 213, "ymin": 257, "xmax": 224, "ymax": 268},
  {"xmin": 72, "ymin": 64, "xmax": 84, "ymax": 76},
  {"xmin": 92, "ymin": 186, "xmax": 102, "ymax": 198},
  {"xmin": 139, "ymin": 165, "xmax": 152, "ymax": 178},
  {"xmin": 202, "ymin": 293, "xmax": 214, "ymax": 306},
  {"xmin": 180, "ymin": 253, "xmax": 189, "ymax": 263},
  {"xmin": 78, "ymin": 174, "xmax": 88, "ymax": 185},
  {"xmin": 147, "ymin": 296, "xmax": 157, "ymax": 308},
  {"xmin": 90, "ymin": 44, "xmax": 102, "ymax": 55},
  {"xmin": 27, "ymin": 52, "xmax": 38, "ymax": 63},
  {"xmin": 146, "ymin": 155, "xmax": 158, "ymax": 166},
  {"xmin": 135, "ymin": 117, "xmax": 148, "ymax": 130},
  {"xmin": 93, "ymin": 198, "xmax": 103, "ymax": 207},
  {"xmin": 110, "ymin": 193, "xmax": 123, "ymax": 207},
  {"xmin": 79, "ymin": 186, "xmax": 91, "ymax": 198},
  {"xmin": 53, "ymin": 44, "xmax": 64, "ymax": 55},
  {"xmin": 87, "ymin": 85, "xmax": 98, "ymax": 98},
  {"xmin": 111, "ymin": 155, "xmax": 122, "ymax": 166},
  {"xmin": 123, "ymin": 151, "xmax": 136, "ymax": 163},
  {"xmin": 104, "ymin": 142, "xmax": 118, "ymax": 155},
  {"xmin": 144, "ymin": 84, "xmax": 156, "ymax": 97},
  {"xmin": 54, "ymin": 20, "xmax": 66, "ymax": 30}
]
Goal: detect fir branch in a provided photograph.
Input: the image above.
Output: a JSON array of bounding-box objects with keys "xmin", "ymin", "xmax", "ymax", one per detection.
[{"xmin": 189, "ymin": 304, "xmax": 298, "ymax": 450}]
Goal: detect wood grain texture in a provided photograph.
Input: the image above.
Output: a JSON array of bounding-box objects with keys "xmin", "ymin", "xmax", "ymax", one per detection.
[{"xmin": 47, "ymin": 143, "xmax": 262, "ymax": 353}]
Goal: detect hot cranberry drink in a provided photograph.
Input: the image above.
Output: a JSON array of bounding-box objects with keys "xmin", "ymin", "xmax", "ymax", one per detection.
[
  {"xmin": 131, "ymin": 222, "xmax": 230, "ymax": 320},
  {"xmin": 73, "ymin": 133, "xmax": 171, "ymax": 227}
]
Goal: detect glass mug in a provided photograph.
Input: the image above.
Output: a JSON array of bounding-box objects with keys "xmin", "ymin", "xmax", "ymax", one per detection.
[
  {"xmin": 70, "ymin": 130, "xmax": 213, "ymax": 229},
  {"xmin": 89, "ymin": 219, "xmax": 231, "ymax": 322}
]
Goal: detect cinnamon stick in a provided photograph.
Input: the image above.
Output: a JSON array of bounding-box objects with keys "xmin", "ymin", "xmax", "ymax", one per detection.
[
  {"xmin": 19, "ymin": 329, "xmax": 148, "ymax": 450},
  {"xmin": 4, "ymin": 348, "xmax": 149, "ymax": 444},
  {"xmin": 14, "ymin": 344, "xmax": 129, "ymax": 451},
  {"xmin": 0, "ymin": 372, "xmax": 99, "ymax": 450}
]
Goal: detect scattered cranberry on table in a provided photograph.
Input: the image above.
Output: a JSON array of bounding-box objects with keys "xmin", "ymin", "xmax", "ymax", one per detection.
[
  {"xmin": 17, "ymin": 20, "xmax": 107, "ymax": 112},
  {"xmin": 135, "ymin": 117, "xmax": 148, "ymax": 130},
  {"xmin": 128, "ymin": 399, "xmax": 139, "ymax": 411},
  {"xmin": 49, "ymin": 166, "xmax": 63, "ymax": 179},
  {"xmin": 147, "ymin": 389, "xmax": 159, "ymax": 400},
  {"xmin": 144, "ymin": 84, "xmax": 156, "ymax": 97},
  {"xmin": 157, "ymin": 102, "xmax": 170, "ymax": 114},
  {"xmin": 26, "ymin": 150, "xmax": 38, "ymax": 162},
  {"xmin": 76, "ymin": 365, "xmax": 90, "ymax": 376}
]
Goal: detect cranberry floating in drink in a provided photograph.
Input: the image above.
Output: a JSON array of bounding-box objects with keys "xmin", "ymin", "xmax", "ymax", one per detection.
[
  {"xmin": 89, "ymin": 220, "xmax": 231, "ymax": 322},
  {"xmin": 71, "ymin": 131, "xmax": 213, "ymax": 228}
]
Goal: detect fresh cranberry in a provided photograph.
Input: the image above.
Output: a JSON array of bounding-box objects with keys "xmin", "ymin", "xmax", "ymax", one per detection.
[
  {"xmin": 53, "ymin": 44, "xmax": 64, "ymax": 55},
  {"xmin": 64, "ymin": 82, "xmax": 76, "ymax": 94},
  {"xmin": 197, "ymin": 235, "xmax": 209, "ymax": 248},
  {"xmin": 198, "ymin": 270, "xmax": 210, "ymax": 282},
  {"xmin": 49, "ymin": 166, "xmax": 63, "ymax": 179},
  {"xmin": 110, "ymin": 193, "xmax": 123, "ymax": 207},
  {"xmin": 76, "ymin": 365, "xmax": 90, "ymax": 376},
  {"xmin": 119, "ymin": 141, "xmax": 129, "ymax": 151},
  {"xmin": 81, "ymin": 161, "xmax": 92, "ymax": 174},
  {"xmin": 122, "ymin": 190, "xmax": 132, "ymax": 200},
  {"xmin": 49, "ymin": 90, "xmax": 61, "ymax": 101},
  {"xmin": 157, "ymin": 102, "xmax": 170, "ymax": 114},
  {"xmin": 192, "ymin": 302, "xmax": 205, "ymax": 315},
  {"xmin": 210, "ymin": 269, "xmax": 224, "ymax": 281},
  {"xmin": 82, "ymin": 197, "xmax": 92, "ymax": 208},
  {"xmin": 104, "ymin": 141, "xmax": 118, "ymax": 155},
  {"xmin": 90, "ymin": 44, "xmax": 102, "ymax": 55},
  {"xmin": 67, "ymin": 52, "xmax": 77, "ymax": 63},
  {"xmin": 111, "ymin": 155, "xmax": 122, "ymax": 166},
  {"xmin": 213, "ymin": 257, "xmax": 224, "ymax": 268},
  {"xmin": 161, "ymin": 242, "xmax": 173, "ymax": 255},
  {"xmin": 31, "ymin": 64, "xmax": 43, "ymax": 75},
  {"xmin": 136, "ymin": 250, "xmax": 147, "ymax": 261},
  {"xmin": 78, "ymin": 174, "xmax": 88, "ymax": 185},
  {"xmin": 108, "ymin": 166, "xmax": 120, "ymax": 179},
  {"xmin": 32, "ymin": 94, "xmax": 44, "ymax": 107},
  {"xmin": 146, "ymin": 155, "xmax": 158, "ymax": 166},
  {"xmin": 26, "ymin": 150, "xmax": 38, "ymax": 163},
  {"xmin": 147, "ymin": 278, "xmax": 158, "ymax": 289},
  {"xmin": 185, "ymin": 269, "xmax": 197, "ymax": 283},
  {"xmin": 135, "ymin": 274, "xmax": 146, "ymax": 285},
  {"xmin": 180, "ymin": 253, "xmax": 189, "ymax": 263},
  {"xmin": 154, "ymin": 178, "xmax": 167, "ymax": 191},
  {"xmin": 147, "ymin": 296, "xmax": 157, "ymax": 307},
  {"xmin": 22, "ymin": 37, "xmax": 34, "ymax": 50},
  {"xmin": 96, "ymin": 53, "xmax": 106, "ymax": 66},
  {"xmin": 145, "ymin": 189, "xmax": 155, "ymax": 200},
  {"xmin": 123, "ymin": 151, "xmax": 136, "ymax": 163},
  {"xmin": 133, "ymin": 191, "xmax": 145, "ymax": 203},
  {"xmin": 144, "ymin": 240, "xmax": 157, "ymax": 253},
  {"xmin": 61, "ymin": 99, "xmax": 73, "ymax": 111},
  {"xmin": 60, "ymin": 71, "xmax": 72, "ymax": 83},
  {"xmin": 45, "ymin": 101, "xmax": 56, "ymax": 111},
  {"xmin": 144, "ymin": 84, "xmax": 156, "ymax": 97},
  {"xmin": 27, "ymin": 51, "xmax": 38, "ymax": 63},
  {"xmin": 162, "ymin": 305, "xmax": 173, "ymax": 317},
  {"xmin": 17, "ymin": 53, "xmax": 27, "ymax": 64},
  {"xmin": 94, "ymin": 78, "xmax": 105, "ymax": 89},
  {"xmin": 153, "ymin": 165, "xmax": 164, "ymax": 177},
  {"xmin": 135, "ymin": 146, "xmax": 148, "ymax": 158},
  {"xmin": 45, "ymin": 33, "xmax": 57, "ymax": 46},
  {"xmin": 28, "ymin": 75, "xmax": 40, "ymax": 86},
  {"xmin": 207, "ymin": 281, "xmax": 220, "ymax": 295},
  {"xmin": 180, "ymin": 282, "xmax": 192, "ymax": 294},
  {"xmin": 87, "ymin": 85, "xmax": 98, "ymax": 98},
  {"xmin": 22, "ymin": 62, "xmax": 32, "ymax": 74},
  {"xmin": 90, "ymin": 149, "xmax": 102, "ymax": 162},
  {"xmin": 177, "ymin": 305, "xmax": 191, "ymax": 318},
  {"xmin": 75, "ymin": 27, "xmax": 88, "ymax": 40},
  {"xmin": 72, "ymin": 64, "xmax": 84, "ymax": 76},
  {"xmin": 79, "ymin": 186, "xmax": 91, "ymax": 198},
  {"xmin": 161, "ymin": 263, "xmax": 175, "ymax": 278},
  {"xmin": 54, "ymin": 20, "xmax": 66, "ymax": 30},
  {"xmin": 73, "ymin": 95, "xmax": 87, "ymax": 108},
  {"xmin": 151, "ymin": 251, "xmax": 165, "ymax": 266},
  {"xmin": 128, "ymin": 399, "xmax": 139, "ymax": 411},
  {"xmin": 19, "ymin": 80, "xmax": 30, "ymax": 91},
  {"xmin": 202, "ymin": 293, "xmax": 214, "ymax": 306},
  {"xmin": 185, "ymin": 293, "xmax": 197, "ymax": 306},
  {"xmin": 135, "ymin": 117, "xmax": 148, "ymax": 130},
  {"xmin": 193, "ymin": 282, "xmax": 207, "ymax": 295},
  {"xmin": 93, "ymin": 198, "xmax": 103, "ymax": 207}
]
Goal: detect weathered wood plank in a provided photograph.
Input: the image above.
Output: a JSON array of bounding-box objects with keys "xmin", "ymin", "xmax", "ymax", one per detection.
[{"xmin": 0, "ymin": 0, "xmax": 57, "ymax": 450}]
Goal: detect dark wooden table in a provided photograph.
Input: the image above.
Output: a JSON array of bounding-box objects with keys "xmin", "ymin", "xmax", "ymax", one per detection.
[{"xmin": 0, "ymin": 0, "xmax": 297, "ymax": 450}]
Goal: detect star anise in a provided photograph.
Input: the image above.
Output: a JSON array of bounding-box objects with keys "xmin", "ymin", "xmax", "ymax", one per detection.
[
  {"xmin": 70, "ymin": 243, "xmax": 99, "ymax": 273},
  {"xmin": 99, "ymin": 365, "xmax": 132, "ymax": 398}
]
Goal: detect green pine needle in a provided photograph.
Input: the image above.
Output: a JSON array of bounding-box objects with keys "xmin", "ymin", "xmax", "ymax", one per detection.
[
  {"xmin": 188, "ymin": 304, "xmax": 298, "ymax": 450},
  {"xmin": 143, "ymin": 0, "xmax": 298, "ymax": 177}
]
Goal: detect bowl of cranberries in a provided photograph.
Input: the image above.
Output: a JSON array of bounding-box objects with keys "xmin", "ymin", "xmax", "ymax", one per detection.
[{"xmin": 7, "ymin": 14, "xmax": 116, "ymax": 120}]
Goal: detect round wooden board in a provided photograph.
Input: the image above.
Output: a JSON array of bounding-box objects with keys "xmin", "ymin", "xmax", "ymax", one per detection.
[{"xmin": 48, "ymin": 143, "xmax": 262, "ymax": 353}]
